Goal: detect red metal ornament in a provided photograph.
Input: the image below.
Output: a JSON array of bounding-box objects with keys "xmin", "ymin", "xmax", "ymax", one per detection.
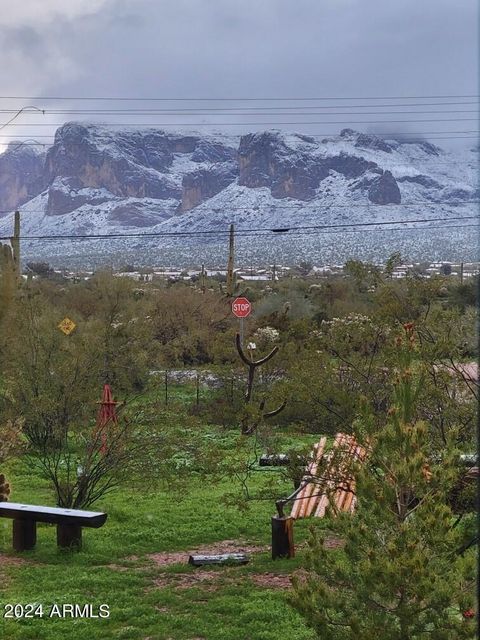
[{"xmin": 94, "ymin": 384, "xmax": 119, "ymax": 455}]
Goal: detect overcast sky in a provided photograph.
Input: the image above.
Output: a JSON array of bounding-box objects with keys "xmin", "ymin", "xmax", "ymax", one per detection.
[{"xmin": 0, "ymin": 0, "xmax": 478, "ymax": 150}]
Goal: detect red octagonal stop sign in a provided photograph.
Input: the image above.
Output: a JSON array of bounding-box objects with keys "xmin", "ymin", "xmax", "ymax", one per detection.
[{"xmin": 232, "ymin": 297, "xmax": 251, "ymax": 318}]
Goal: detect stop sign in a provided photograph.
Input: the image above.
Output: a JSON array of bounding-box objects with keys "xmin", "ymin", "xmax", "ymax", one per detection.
[{"xmin": 232, "ymin": 297, "xmax": 251, "ymax": 318}]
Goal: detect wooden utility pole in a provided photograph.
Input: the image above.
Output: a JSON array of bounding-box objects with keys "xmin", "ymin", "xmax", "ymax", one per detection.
[
  {"xmin": 226, "ymin": 223, "xmax": 235, "ymax": 297},
  {"xmin": 272, "ymin": 263, "xmax": 277, "ymax": 286},
  {"xmin": 11, "ymin": 210, "xmax": 20, "ymax": 281}
]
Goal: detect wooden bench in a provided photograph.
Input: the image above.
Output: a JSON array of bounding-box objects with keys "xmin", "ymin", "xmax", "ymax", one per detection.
[{"xmin": 0, "ymin": 502, "xmax": 107, "ymax": 551}]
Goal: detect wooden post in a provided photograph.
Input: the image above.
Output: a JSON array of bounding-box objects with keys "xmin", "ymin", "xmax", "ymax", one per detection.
[
  {"xmin": 196, "ymin": 373, "xmax": 200, "ymax": 406},
  {"xmin": 201, "ymin": 264, "xmax": 206, "ymax": 293},
  {"xmin": 13, "ymin": 519, "xmax": 36, "ymax": 551},
  {"xmin": 57, "ymin": 524, "xmax": 82, "ymax": 550},
  {"xmin": 460, "ymin": 261, "xmax": 464, "ymax": 284},
  {"xmin": 271, "ymin": 515, "xmax": 294, "ymax": 559},
  {"xmin": 165, "ymin": 370, "xmax": 168, "ymax": 406},
  {"xmin": 11, "ymin": 210, "xmax": 20, "ymax": 281}
]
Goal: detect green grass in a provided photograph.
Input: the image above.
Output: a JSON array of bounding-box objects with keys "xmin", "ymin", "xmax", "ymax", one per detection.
[{"xmin": 0, "ymin": 444, "xmax": 319, "ymax": 640}]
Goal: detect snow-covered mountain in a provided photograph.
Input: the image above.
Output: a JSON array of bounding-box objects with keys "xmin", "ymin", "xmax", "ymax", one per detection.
[{"xmin": 0, "ymin": 123, "xmax": 477, "ymax": 268}]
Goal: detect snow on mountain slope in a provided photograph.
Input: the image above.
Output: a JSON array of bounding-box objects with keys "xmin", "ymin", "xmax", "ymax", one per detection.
[{"xmin": 0, "ymin": 123, "xmax": 477, "ymax": 267}]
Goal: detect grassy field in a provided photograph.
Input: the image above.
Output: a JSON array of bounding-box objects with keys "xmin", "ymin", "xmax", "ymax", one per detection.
[{"xmin": 0, "ymin": 428, "xmax": 322, "ymax": 640}]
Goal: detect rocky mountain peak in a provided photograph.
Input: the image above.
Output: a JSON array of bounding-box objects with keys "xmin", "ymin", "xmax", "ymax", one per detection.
[
  {"xmin": 0, "ymin": 142, "xmax": 46, "ymax": 213},
  {"xmin": 368, "ymin": 170, "xmax": 401, "ymax": 204},
  {"xmin": 0, "ymin": 124, "xmax": 474, "ymax": 267}
]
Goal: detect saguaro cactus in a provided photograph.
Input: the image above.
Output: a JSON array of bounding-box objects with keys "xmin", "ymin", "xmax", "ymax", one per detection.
[{"xmin": 235, "ymin": 332, "xmax": 286, "ymax": 435}]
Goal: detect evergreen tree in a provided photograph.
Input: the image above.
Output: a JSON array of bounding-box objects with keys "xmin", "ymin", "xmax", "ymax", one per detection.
[{"xmin": 291, "ymin": 323, "xmax": 476, "ymax": 639}]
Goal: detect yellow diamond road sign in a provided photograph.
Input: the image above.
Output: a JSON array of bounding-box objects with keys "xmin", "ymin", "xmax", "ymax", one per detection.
[{"xmin": 58, "ymin": 317, "xmax": 76, "ymax": 335}]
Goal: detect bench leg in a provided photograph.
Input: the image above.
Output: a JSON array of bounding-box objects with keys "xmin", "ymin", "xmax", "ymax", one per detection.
[
  {"xmin": 13, "ymin": 519, "xmax": 36, "ymax": 552},
  {"xmin": 57, "ymin": 524, "xmax": 82, "ymax": 550}
]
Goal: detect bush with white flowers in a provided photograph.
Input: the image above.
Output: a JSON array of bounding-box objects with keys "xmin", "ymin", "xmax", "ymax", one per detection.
[{"xmin": 252, "ymin": 326, "xmax": 280, "ymax": 349}]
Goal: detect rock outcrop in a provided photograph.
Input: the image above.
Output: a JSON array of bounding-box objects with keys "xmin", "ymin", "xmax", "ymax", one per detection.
[
  {"xmin": 191, "ymin": 139, "xmax": 237, "ymax": 163},
  {"xmin": 354, "ymin": 133, "xmax": 393, "ymax": 154},
  {"xmin": 0, "ymin": 143, "xmax": 46, "ymax": 214},
  {"xmin": 238, "ymin": 131, "xmax": 326, "ymax": 200},
  {"xmin": 180, "ymin": 164, "xmax": 238, "ymax": 212},
  {"xmin": 238, "ymin": 132, "xmax": 384, "ymax": 200},
  {"xmin": 397, "ymin": 175, "xmax": 442, "ymax": 189},
  {"xmin": 41, "ymin": 124, "xmax": 241, "ymax": 217},
  {"xmin": 46, "ymin": 177, "xmax": 112, "ymax": 215},
  {"xmin": 44, "ymin": 124, "xmax": 182, "ymax": 201},
  {"xmin": 327, "ymin": 153, "xmax": 381, "ymax": 179},
  {"xmin": 368, "ymin": 170, "xmax": 401, "ymax": 204}
]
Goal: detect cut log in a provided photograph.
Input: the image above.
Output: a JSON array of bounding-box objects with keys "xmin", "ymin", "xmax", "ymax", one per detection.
[
  {"xmin": 288, "ymin": 433, "xmax": 367, "ymax": 520},
  {"xmin": 332, "ymin": 436, "xmax": 357, "ymax": 514},
  {"xmin": 259, "ymin": 454, "xmax": 290, "ymax": 466},
  {"xmin": 272, "ymin": 515, "xmax": 295, "ymax": 559},
  {"xmin": 314, "ymin": 493, "xmax": 329, "ymax": 518},
  {"xmin": 343, "ymin": 482, "xmax": 355, "ymax": 513},
  {"xmin": 291, "ymin": 442, "xmax": 318, "ymax": 519},
  {"xmin": 315, "ymin": 433, "xmax": 348, "ymax": 518},
  {"xmin": 188, "ymin": 553, "xmax": 249, "ymax": 566},
  {"xmin": 302, "ymin": 437, "xmax": 328, "ymax": 517},
  {"xmin": 289, "ymin": 487, "xmax": 304, "ymax": 520},
  {"xmin": 291, "ymin": 437, "xmax": 326, "ymax": 519},
  {"xmin": 315, "ymin": 434, "xmax": 347, "ymax": 517}
]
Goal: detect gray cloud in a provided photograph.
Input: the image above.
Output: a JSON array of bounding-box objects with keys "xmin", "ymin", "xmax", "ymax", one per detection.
[{"xmin": 0, "ymin": 0, "xmax": 477, "ymax": 150}]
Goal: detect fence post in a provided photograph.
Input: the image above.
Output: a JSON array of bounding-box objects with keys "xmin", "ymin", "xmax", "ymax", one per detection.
[
  {"xmin": 196, "ymin": 373, "xmax": 200, "ymax": 406},
  {"xmin": 165, "ymin": 370, "xmax": 168, "ymax": 406}
]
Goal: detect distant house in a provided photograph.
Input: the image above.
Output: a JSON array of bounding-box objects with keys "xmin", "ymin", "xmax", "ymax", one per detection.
[
  {"xmin": 237, "ymin": 274, "xmax": 272, "ymax": 282},
  {"xmin": 115, "ymin": 272, "xmax": 152, "ymax": 282}
]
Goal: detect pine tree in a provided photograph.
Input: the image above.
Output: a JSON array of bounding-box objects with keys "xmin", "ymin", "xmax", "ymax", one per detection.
[{"xmin": 291, "ymin": 323, "xmax": 476, "ymax": 640}]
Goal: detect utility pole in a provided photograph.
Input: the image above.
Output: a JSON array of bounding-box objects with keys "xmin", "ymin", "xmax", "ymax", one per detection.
[
  {"xmin": 226, "ymin": 223, "xmax": 235, "ymax": 297},
  {"xmin": 11, "ymin": 210, "xmax": 21, "ymax": 281}
]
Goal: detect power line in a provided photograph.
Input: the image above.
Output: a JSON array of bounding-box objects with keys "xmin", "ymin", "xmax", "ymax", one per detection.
[
  {"xmin": 1, "ymin": 102, "xmax": 474, "ymax": 112},
  {"xmin": 0, "ymin": 106, "xmax": 45, "ymax": 132},
  {"xmin": 1, "ymin": 94, "xmax": 478, "ymax": 101},
  {"xmin": 2, "ymin": 119, "xmax": 478, "ymax": 127},
  {"xmin": 0, "ymin": 109, "xmax": 478, "ymax": 116},
  {"xmin": 1, "ymin": 215, "xmax": 477, "ymax": 241},
  {"xmin": 2, "ymin": 201, "xmax": 477, "ymax": 215},
  {"xmin": 1, "ymin": 201, "xmax": 478, "ymax": 215},
  {"xmin": 263, "ymin": 222, "xmax": 479, "ymax": 237},
  {"xmin": 2, "ymin": 132, "xmax": 478, "ymax": 142},
  {"xmin": 3, "ymin": 224, "xmax": 477, "ymax": 243}
]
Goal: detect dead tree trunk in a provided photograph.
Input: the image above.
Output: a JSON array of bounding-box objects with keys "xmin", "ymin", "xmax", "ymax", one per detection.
[{"xmin": 235, "ymin": 333, "xmax": 286, "ymax": 435}]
